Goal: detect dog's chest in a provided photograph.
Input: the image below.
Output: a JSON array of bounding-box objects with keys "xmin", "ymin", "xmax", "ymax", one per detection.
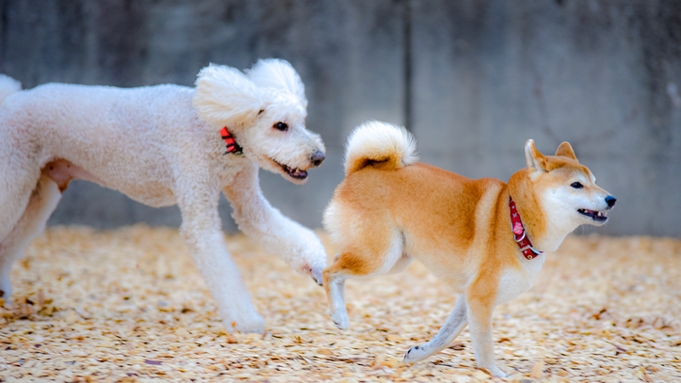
[
  {"xmin": 215, "ymin": 155, "xmax": 250, "ymax": 185},
  {"xmin": 495, "ymin": 255, "xmax": 545, "ymax": 305}
]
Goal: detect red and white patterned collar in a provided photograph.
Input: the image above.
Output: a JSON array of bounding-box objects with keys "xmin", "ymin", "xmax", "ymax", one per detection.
[{"xmin": 509, "ymin": 197, "xmax": 543, "ymax": 260}]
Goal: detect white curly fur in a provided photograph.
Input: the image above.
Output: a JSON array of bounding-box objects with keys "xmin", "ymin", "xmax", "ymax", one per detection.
[
  {"xmin": 0, "ymin": 59, "xmax": 326, "ymax": 333},
  {"xmin": 344, "ymin": 120, "xmax": 418, "ymax": 176},
  {"xmin": 0, "ymin": 75, "xmax": 21, "ymax": 104},
  {"xmin": 247, "ymin": 58, "xmax": 307, "ymax": 108},
  {"xmin": 193, "ymin": 65, "xmax": 265, "ymax": 129}
]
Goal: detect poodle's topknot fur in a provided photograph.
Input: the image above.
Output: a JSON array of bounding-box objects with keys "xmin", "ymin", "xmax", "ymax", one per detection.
[
  {"xmin": 193, "ymin": 64, "xmax": 264, "ymax": 129},
  {"xmin": 247, "ymin": 59, "xmax": 307, "ymax": 108}
]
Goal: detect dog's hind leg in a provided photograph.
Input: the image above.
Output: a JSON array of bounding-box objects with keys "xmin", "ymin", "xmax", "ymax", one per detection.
[
  {"xmin": 403, "ymin": 294, "xmax": 468, "ymax": 363},
  {"xmin": 0, "ymin": 174, "xmax": 61, "ymax": 302},
  {"xmin": 322, "ymin": 220, "xmax": 404, "ymax": 330},
  {"xmin": 322, "ymin": 260, "xmax": 349, "ymax": 329},
  {"xmin": 0, "ymin": 171, "xmax": 36, "ymax": 244}
]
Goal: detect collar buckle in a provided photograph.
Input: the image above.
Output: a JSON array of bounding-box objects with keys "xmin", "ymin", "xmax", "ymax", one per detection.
[{"xmin": 512, "ymin": 227, "xmax": 526, "ymax": 243}]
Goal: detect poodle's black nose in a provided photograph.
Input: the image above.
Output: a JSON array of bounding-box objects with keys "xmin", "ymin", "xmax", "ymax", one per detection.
[
  {"xmin": 605, "ymin": 195, "xmax": 617, "ymax": 208},
  {"xmin": 311, "ymin": 150, "xmax": 325, "ymax": 167}
]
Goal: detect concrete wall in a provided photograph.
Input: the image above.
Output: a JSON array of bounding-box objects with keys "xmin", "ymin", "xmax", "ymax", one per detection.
[{"xmin": 1, "ymin": 0, "xmax": 679, "ymax": 236}]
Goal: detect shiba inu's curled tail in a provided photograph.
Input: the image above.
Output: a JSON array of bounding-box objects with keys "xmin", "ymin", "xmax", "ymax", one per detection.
[
  {"xmin": 344, "ymin": 121, "xmax": 418, "ymax": 176},
  {"xmin": 0, "ymin": 75, "xmax": 21, "ymax": 105}
]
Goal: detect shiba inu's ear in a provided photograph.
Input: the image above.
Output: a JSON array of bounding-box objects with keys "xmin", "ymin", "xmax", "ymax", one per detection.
[
  {"xmin": 555, "ymin": 141, "xmax": 578, "ymax": 161},
  {"xmin": 525, "ymin": 139, "xmax": 547, "ymax": 172}
]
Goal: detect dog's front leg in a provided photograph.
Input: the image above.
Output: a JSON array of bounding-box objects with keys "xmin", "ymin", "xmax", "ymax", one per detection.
[
  {"xmin": 467, "ymin": 289, "xmax": 506, "ymax": 378},
  {"xmin": 404, "ymin": 294, "xmax": 467, "ymax": 363},
  {"xmin": 223, "ymin": 164, "xmax": 327, "ymax": 285},
  {"xmin": 178, "ymin": 186, "xmax": 264, "ymax": 334}
]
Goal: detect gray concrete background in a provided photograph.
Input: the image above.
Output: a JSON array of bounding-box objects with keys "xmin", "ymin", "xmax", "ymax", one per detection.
[{"xmin": 1, "ymin": 0, "xmax": 679, "ymax": 237}]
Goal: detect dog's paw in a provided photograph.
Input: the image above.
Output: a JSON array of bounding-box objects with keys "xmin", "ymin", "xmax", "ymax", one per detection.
[
  {"xmin": 479, "ymin": 365, "xmax": 508, "ymax": 378},
  {"xmin": 331, "ymin": 311, "xmax": 349, "ymax": 330},
  {"xmin": 0, "ymin": 281, "xmax": 12, "ymax": 307},
  {"xmin": 310, "ymin": 266, "xmax": 323, "ymax": 286},
  {"xmin": 222, "ymin": 312, "xmax": 265, "ymax": 334},
  {"xmin": 298, "ymin": 261, "xmax": 325, "ymax": 287},
  {"xmin": 403, "ymin": 344, "xmax": 430, "ymax": 364}
]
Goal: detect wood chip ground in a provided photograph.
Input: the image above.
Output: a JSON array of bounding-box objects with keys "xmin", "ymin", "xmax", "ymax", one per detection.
[{"xmin": 1, "ymin": 226, "xmax": 680, "ymax": 382}]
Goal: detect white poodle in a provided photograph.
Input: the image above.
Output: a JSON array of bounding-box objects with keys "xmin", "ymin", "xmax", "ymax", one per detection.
[{"xmin": 0, "ymin": 59, "xmax": 327, "ymax": 333}]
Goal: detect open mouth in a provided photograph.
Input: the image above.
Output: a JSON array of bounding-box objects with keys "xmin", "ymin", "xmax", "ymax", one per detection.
[
  {"xmin": 577, "ymin": 208, "xmax": 608, "ymax": 222},
  {"xmin": 272, "ymin": 159, "xmax": 308, "ymax": 180}
]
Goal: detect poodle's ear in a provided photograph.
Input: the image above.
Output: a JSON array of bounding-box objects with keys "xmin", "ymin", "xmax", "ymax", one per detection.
[
  {"xmin": 246, "ymin": 59, "xmax": 308, "ymax": 108},
  {"xmin": 192, "ymin": 64, "xmax": 265, "ymax": 128}
]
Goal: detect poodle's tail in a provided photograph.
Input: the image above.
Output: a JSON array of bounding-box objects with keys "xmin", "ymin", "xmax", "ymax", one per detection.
[
  {"xmin": 344, "ymin": 121, "xmax": 418, "ymax": 176},
  {"xmin": 0, "ymin": 74, "xmax": 21, "ymax": 105}
]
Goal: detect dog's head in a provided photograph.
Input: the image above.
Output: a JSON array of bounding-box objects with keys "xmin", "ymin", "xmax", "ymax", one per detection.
[
  {"xmin": 524, "ymin": 140, "xmax": 616, "ymax": 232},
  {"xmin": 192, "ymin": 59, "xmax": 325, "ymax": 184}
]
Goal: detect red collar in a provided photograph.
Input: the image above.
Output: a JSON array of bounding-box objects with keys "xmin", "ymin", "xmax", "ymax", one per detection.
[
  {"xmin": 509, "ymin": 197, "xmax": 543, "ymax": 260},
  {"xmin": 220, "ymin": 127, "xmax": 243, "ymax": 155}
]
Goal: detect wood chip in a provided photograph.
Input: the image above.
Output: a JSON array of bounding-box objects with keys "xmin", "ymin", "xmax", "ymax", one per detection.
[{"xmin": 530, "ymin": 358, "xmax": 544, "ymax": 378}]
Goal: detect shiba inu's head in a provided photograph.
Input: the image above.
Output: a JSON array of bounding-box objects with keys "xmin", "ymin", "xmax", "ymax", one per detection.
[
  {"xmin": 524, "ymin": 140, "xmax": 616, "ymax": 235},
  {"xmin": 192, "ymin": 59, "xmax": 325, "ymax": 184}
]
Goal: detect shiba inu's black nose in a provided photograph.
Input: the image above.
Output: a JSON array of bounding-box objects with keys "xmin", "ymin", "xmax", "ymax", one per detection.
[
  {"xmin": 311, "ymin": 150, "xmax": 325, "ymax": 167},
  {"xmin": 605, "ymin": 195, "xmax": 617, "ymax": 207}
]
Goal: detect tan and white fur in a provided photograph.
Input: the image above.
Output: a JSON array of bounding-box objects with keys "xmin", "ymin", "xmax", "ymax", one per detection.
[
  {"xmin": 0, "ymin": 59, "xmax": 327, "ymax": 334},
  {"xmin": 322, "ymin": 121, "xmax": 616, "ymax": 377}
]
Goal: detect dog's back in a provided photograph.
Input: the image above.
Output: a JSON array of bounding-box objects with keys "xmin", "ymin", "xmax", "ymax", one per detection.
[
  {"xmin": 0, "ymin": 79, "xmax": 204, "ymax": 207},
  {"xmin": 0, "ymin": 74, "xmax": 21, "ymax": 105},
  {"xmin": 3, "ymin": 81, "xmax": 193, "ymax": 122},
  {"xmin": 0, "ymin": 80, "xmax": 197, "ymax": 145},
  {"xmin": 323, "ymin": 121, "xmax": 507, "ymax": 282}
]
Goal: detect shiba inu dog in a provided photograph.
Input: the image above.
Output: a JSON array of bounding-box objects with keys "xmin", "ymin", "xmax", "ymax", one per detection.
[{"xmin": 322, "ymin": 121, "xmax": 616, "ymax": 377}]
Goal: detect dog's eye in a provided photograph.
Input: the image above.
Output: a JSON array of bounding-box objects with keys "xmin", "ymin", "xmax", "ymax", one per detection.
[
  {"xmin": 571, "ymin": 182, "xmax": 583, "ymax": 189},
  {"xmin": 274, "ymin": 122, "xmax": 288, "ymax": 131}
]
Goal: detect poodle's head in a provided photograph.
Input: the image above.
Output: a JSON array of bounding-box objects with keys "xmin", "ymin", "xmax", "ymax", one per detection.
[{"xmin": 192, "ymin": 59, "xmax": 325, "ymax": 184}]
